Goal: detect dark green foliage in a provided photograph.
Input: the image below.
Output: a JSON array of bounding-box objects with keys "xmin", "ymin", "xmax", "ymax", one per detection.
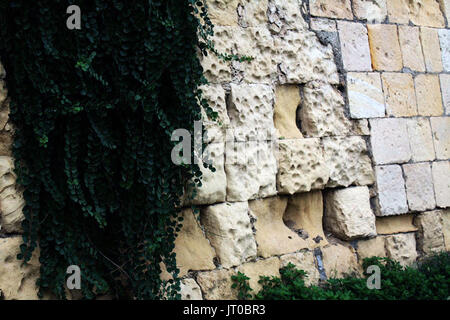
[
  {"xmin": 0, "ymin": 0, "xmax": 219, "ymax": 299},
  {"xmin": 232, "ymin": 253, "xmax": 450, "ymax": 300}
]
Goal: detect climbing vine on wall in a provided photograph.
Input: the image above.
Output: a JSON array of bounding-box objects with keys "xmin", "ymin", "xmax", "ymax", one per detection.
[{"xmin": 0, "ymin": 0, "xmax": 218, "ymax": 299}]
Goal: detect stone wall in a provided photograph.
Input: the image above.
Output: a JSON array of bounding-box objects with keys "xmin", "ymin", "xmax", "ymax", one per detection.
[{"xmin": 1, "ymin": 0, "xmax": 450, "ymax": 300}]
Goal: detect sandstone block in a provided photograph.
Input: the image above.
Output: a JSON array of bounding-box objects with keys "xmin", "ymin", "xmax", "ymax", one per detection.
[
  {"xmin": 337, "ymin": 21, "xmax": 372, "ymax": 72},
  {"xmin": 357, "ymin": 237, "xmax": 387, "ymax": 260},
  {"xmin": 430, "ymin": 117, "xmax": 450, "ymax": 159},
  {"xmin": 398, "ymin": 26, "xmax": 426, "ymax": 72},
  {"xmin": 352, "ymin": 0, "xmax": 387, "ymax": 22},
  {"xmin": 386, "ymin": 0, "xmax": 409, "ymax": 23},
  {"xmin": 206, "ymin": 0, "xmax": 239, "ymax": 26},
  {"xmin": 385, "ymin": 233, "xmax": 418, "ymax": 266},
  {"xmin": 374, "ymin": 165, "xmax": 409, "ymax": 216},
  {"xmin": 381, "ymin": 72, "xmax": 418, "ymax": 117},
  {"xmin": 199, "ymin": 84, "xmax": 229, "ymax": 143},
  {"xmin": 0, "ymin": 237, "xmax": 40, "ymax": 300},
  {"xmin": 249, "ymin": 196, "xmax": 309, "ymax": 258},
  {"xmin": 321, "ymin": 244, "xmax": 360, "ymax": 278},
  {"xmin": 443, "ymin": 209, "xmax": 450, "ymax": 250},
  {"xmin": 269, "ymin": 0, "xmax": 309, "ymax": 32},
  {"xmin": 439, "ymin": 29, "xmax": 450, "ymax": 71},
  {"xmin": 237, "ymin": 257, "xmax": 281, "ymax": 293},
  {"xmin": 350, "ymin": 119, "xmax": 370, "ymax": 136},
  {"xmin": 225, "ymin": 140, "xmax": 277, "ymax": 202},
  {"xmin": 415, "ymin": 74, "xmax": 444, "ymax": 116},
  {"xmin": 280, "ymin": 251, "xmax": 320, "ymax": 286},
  {"xmin": 403, "ymin": 163, "xmax": 436, "ymax": 212},
  {"xmin": 310, "ymin": 0, "xmax": 353, "ymax": 19},
  {"xmin": 367, "ymin": 24, "xmax": 402, "ymax": 71},
  {"xmin": 421, "ymin": 27, "xmax": 444, "ymax": 72},
  {"xmin": 370, "ymin": 118, "xmax": 411, "ymax": 165},
  {"xmin": 310, "ymin": 18, "xmax": 336, "ymax": 32},
  {"xmin": 322, "ymin": 136, "xmax": 374, "ymax": 188},
  {"xmin": 376, "ymin": 214, "xmax": 418, "ymax": 235},
  {"xmin": 180, "ymin": 278, "xmax": 203, "ymax": 300},
  {"xmin": 238, "ymin": 0, "xmax": 269, "ymax": 27},
  {"xmin": 406, "ymin": 118, "xmax": 435, "ymax": 162},
  {"xmin": 300, "ymin": 83, "xmax": 351, "ymax": 137},
  {"xmin": 276, "ymin": 139, "xmax": 329, "ymax": 194},
  {"xmin": 201, "ymin": 202, "xmax": 257, "ymax": 268},
  {"xmin": 324, "ymin": 186, "xmax": 376, "ymax": 240},
  {"xmin": 409, "ymin": 0, "xmax": 445, "ymax": 27},
  {"xmin": 439, "ymin": 74, "xmax": 450, "ymax": 115},
  {"xmin": 273, "ymin": 85, "xmax": 302, "ymax": 139},
  {"xmin": 414, "ymin": 210, "xmax": 446, "ymax": 255},
  {"xmin": 196, "ymin": 269, "xmax": 237, "ymax": 300},
  {"xmin": 347, "ymin": 72, "xmax": 385, "ymax": 118},
  {"xmin": 432, "ymin": 161, "xmax": 450, "ymax": 208}
]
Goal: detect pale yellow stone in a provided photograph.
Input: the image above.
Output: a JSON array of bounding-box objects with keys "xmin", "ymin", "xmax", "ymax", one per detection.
[
  {"xmin": 283, "ymin": 191, "xmax": 328, "ymax": 248},
  {"xmin": 407, "ymin": 118, "xmax": 435, "ymax": 162},
  {"xmin": 357, "ymin": 237, "xmax": 387, "ymax": 260},
  {"xmin": 249, "ymin": 196, "xmax": 309, "ymax": 258},
  {"xmin": 196, "ymin": 269, "xmax": 237, "ymax": 300},
  {"xmin": 443, "ymin": 209, "xmax": 450, "ymax": 251},
  {"xmin": 321, "ymin": 244, "xmax": 361, "ymax": 278},
  {"xmin": 180, "ymin": 279, "xmax": 203, "ymax": 300},
  {"xmin": 382, "ymin": 73, "xmax": 417, "ymax": 117},
  {"xmin": 398, "ymin": 25, "xmax": 425, "ymax": 72},
  {"xmin": 386, "ymin": 0, "xmax": 410, "ymax": 23},
  {"xmin": 280, "ymin": 251, "xmax": 320, "ymax": 286},
  {"xmin": 376, "ymin": 215, "xmax": 418, "ymax": 235},
  {"xmin": 274, "ymin": 85, "xmax": 302, "ymax": 139},
  {"xmin": 368, "ymin": 24, "xmax": 403, "ymax": 71},
  {"xmin": 237, "ymin": 257, "xmax": 280, "ymax": 293},
  {"xmin": 205, "ymin": 0, "xmax": 240, "ymax": 26},
  {"xmin": 385, "ymin": 233, "xmax": 418, "ymax": 266},
  {"xmin": 414, "ymin": 210, "xmax": 446, "ymax": 255},
  {"xmin": 310, "ymin": 0, "xmax": 353, "ymax": 19},
  {"xmin": 415, "ymin": 74, "xmax": 444, "ymax": 116},
  {"xmin": 420, "ymin": 27, "xmax": 443, "ymax": 72},
  {"xmin": 409, "ymin": 0, "xmax": 445, "ymax": 28}
]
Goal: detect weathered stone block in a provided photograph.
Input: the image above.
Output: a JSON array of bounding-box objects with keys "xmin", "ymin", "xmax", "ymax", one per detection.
[
  {"xmin": 237, "ymin": 257, "xmax": 281, "ymax": 293},
  {"xmin": 374, "ymin": 165, "xmax": 409, "ymax": 216},
  {"xmin": 199, "ymin": 84, "xmax": 229, "ymax": 144},
  {"xmin": 180, "ymin": 278, "xmax": 203, "ymax": 300},
  {"xmin": 205, "ymin": 0, "xmax": 239, "ymax": 26},
  {"xmin": 439, "ymin": 74, "xmax": 450, "ymax": 115},
  {"xmin": 406, "ymin": 118, "xmax": 435, "ymax": 162},
  {"xmin": 439, "ymin": 29, "xmax": 450, "ymax": 72},
  {"xmin": 238, "ymin": 0, "xmax": 269, "ymax": 27},
  {"xmin": 376, "ymin": 214, "xmax": 418, "ymax": 235},
  {"xmin": 276, "ymin": 139, "xmax": 329, "ymax": 194},
  {"xmin": 280, "ymin": 251, "xmax": 320, "ymax": 285},
  {"xmin": 430, "ymin": 117, "xmax": 450, "ymax": 159},
  {"xmin": 270, "ymin": 0, "xmax": 308, "ymax": 32},
  {"xmin": 310, "ymin": 18, "xmax": 336, "ymax": 32},
  {"xmin": 196, "ymin": 269, "xmax": 237, "ymax": 300},
  {"xmin": 370, "ymin": 118, "xmax": 411, "ymax": 165},
  {"xmin": 443, "ymin": 209, "xmax": 450, "ymax": 250},
  {"xmin": 398, "ymin": 26, "xmax": 426, "ymax": 72},
  {"xmin": 300, "ymin": 83, "xmax": 351, "ymax": 137},
  {"xmin": 403, "ymin": 163, "xmax": 436, "ymax": 212},
  {"xmin": 415, "ymin": 74, "xmax": 444, "ymax": 116},
  {"xmin": 386, "ymin": 0, "xmax": 409, "ymax": 23},
  {"xmin": 310, "ymin": 0, "xmax": 353, "ymax": 19},
  {"xmin": 322, "ymin": 136, "xmax": 374, "ymax": 188},
  {"xmin": 201, "ymin": 202, "xmax": 257, "ymax": 268},
  {"xmin": 421, "ymin": 27, "xmax": 444, "ymax": 72},
  {"xmin": 387, "ymin": 0, "xmax": 445, "ymax": 27},
  {"xmin": 441, "ymin": 0, "xmax": 450, "ymax": 21},
  {"xmin": 357, "ymin": 237, "xmax": 387, "ymax": 260},
  {"xmin": 414, "ymin": 210, "xmax": 446, "ymax": 255},
  {"xmin": 337, "ymin": 21, "xmax": 372, "ymax": 72},
  {"xmin": 367, "ymin": 24, "xmax": 402, "ymax": 71},
  {"xmin": 352, "ymin": 0, "xmax": 387, "ymax": 22},
  {"xmin": 325, "ymin": 186, "xmax": 376, "ymax": 240},
  {"xmin": 384, "ymin": 233, "xmax": 418, "ymax": 266},
  {"xmin": 347, "ymin": 72, "xmax": 385, "ymax": 118},
  {"xmin": 381, "ymin": 73, "xmax": 418, "ymax": 117},
  {"xmin": 321, "ymin": 244, "xmax": 360, "ymax": 278},
  {"xmin": 432, "ymin": 161, "xmax": 450, "ymax": 208},
  {"xmin": 273, "ymin": 85, "xmax": 302, "ymax": 139},
  {"xmin": 0, "ymin": 157, "xmax": 24, "ymax": 234}
]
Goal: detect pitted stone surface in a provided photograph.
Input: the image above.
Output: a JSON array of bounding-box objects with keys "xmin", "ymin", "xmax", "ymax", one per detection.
[
  {"xmin": 406, "ymin": 118, "xmax": 435, "ymax": 162},
  {"xmin": 421, "ymin": 27, "xmax": 444, "ymax": 73},
  {"xmin": 201, "ymin": 202, "xmax": 257, "ymax": 268},
  {"xmin": 206, "ymin": 0, "xmax": 239, "ymax": 26},
  {"xmin": 430, "ymin": 117, "xmax": 450, "ymax": 159},
  {"xmin": 432, "ymin": 161, "xmax": 450, "ymax": 208},
  {"xmin": 310, "ymin": 0, "xmax": 353, "ymax": 19},
  {"xmin": 414, "ymin": 210, "xmax": 446, "ymax": 255},
  {"xmin": 403, "ymin": 163, "xmax": 436, "ymax": 212},
  {"xmin": 310, "ymin": 18, "xmax": 337, "ymax": 32},
  {"xmin": 382, "ymin": 73, "xmax": 418, "ymax": 117},
  {"xmin": 280, "ymin": 251, "xmax": 320, "ymax": 286},
  {"xmin": 199, "ymin": 84, "xmax": 230, "ymax": 144},
  {"xmin": 347, "ymin": 72, "xmax": 385, "ymax": 119},
  {"xmin": 352, "ymin": 0, "xmax": 388, "ymax": 22},
  {"xmin": 337, "ymin": 21, "xmax": 372, "ymax": 72},
  {"xmin": 238, "ymin": 0, "xmax": 269, "ymax": 27},
  {"xmin": 276, "ymin": 139, "xmax": 329, "ymax": 194},
  {"xmin": 398, "ymin": 26, "xmax": 426, "ymax": 72},
  {"xmin": 322, "ymin": 136, "xmax": 374, "ymax": 188},
  {"xmin": 324, "ymin": 186, "xmax": 377, "ymax": 240},
  {"xmin": 385, "ymin": 233, "xmax": 418, "ymax": 266},
  {"xmin": 180, "ymin": 279, "xmax": 203, "ymax": 300},
  {"xmin": 374, "ymin": 165, "xmax": 409, "ymax": 216}
]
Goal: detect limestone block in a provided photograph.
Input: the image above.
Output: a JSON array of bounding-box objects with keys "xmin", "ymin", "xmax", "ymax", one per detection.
[
  {"xmin": 184, "ymin": 143, "xmax": 226, "ymax": 206},
  {"xmin": 270, "ymin": 0, "xmax": 308, "ymax": 31},
  {"xmin": 201, "ymin": 202, "xmax": 257, "ymax": 268},
  {"xmin": 310, "ymin": 0, "xmax": 353, "ymax": 19},
  {"xmin": 376, "ymin": 214, "xmax": 418, "ymax": 235},
  {"xmin": 415, "ymin": 74, "xmax": 444, "ymax": 116},
  {"xmin": 414, "ymin": 210, "xmax": 446, "ymax": 255},
  {"xmin": 386, "ymin": 0, "xmax": 410, "ymax": 23},
  {"xmin": 276, "ymin": 139, "xmax": 329, "ymax": 194},
  {"xmin": 310, "ymin": 18, "xmax": 336, "ymax": 32},
  {"xmin": 421, "ymin": 27, "xmax": 444, "ymax": 73},
  {"xmin": 324, "ymin": 186, "xmax": 376, "ymax": 240},
  {"xmin": 321, "ymin": 244, "xmax": 360, "ymax": 278},
  {"xmin": 225, "ymin": 140, "xmax": 277, "ymax": 202},
  {"xmin": 432, "ymin": 161, "xmax": 450, "ymax": 208},
  {"xmin": 367, "ymin": 24, "xmax": 402, "ymax": 71},
  {"xmin": 180, "ymin": 278, "xmax": 203, "ymax": 300},
  {"xmin": 403, "ymin": 163, "xmax": 436, "ymax": 212},
  {"xmin": 173, "ymin": 209, "xmax": 216, "ymax": 277},
  {"xmin": 406, "ymin": 118, "xmax": 435, "ymax": 162},
  {"xmin": 0, "ymin": 186, "xmax": 25, "ymax": 234},
  {"xmin": 196, "ymin": 269, "xmax": 237, "ymax": 300},
  {"xmin": 322, "ymin": 136, "xmax": 374, "ymax": 188},
  {"xmin": 385, "ymin": 233, "xmax": 418, "ymax": 266},
  {"xmin": 227, "ymin": 83, "xmax": 275, "ymax": 142},
  {"xmin": 347, "ymin": 72, "xmax": 385, "ymax": 119},
  {"xmin": 443, "ymin": 209, "xmax": 450, "ymax": 250},
  {"xmin": 237, "ymin": 257, "xmax": 280, "ymax": 293},
  {"xmin": 352, "ymin": 0, "xmax": 388, "ymax": 22},
  {"xmin": 0, "ymin": 237, "xmax": 40, "ymax": 300},
  {"xmin": 0, "ymin": 156, "xmax": 16, "ymax": 193},
  {"xmin": 199, "ymin": 84, "xmax": 229, "ymax": 144},
  {"xmin": 381, "ymin": 73, "xmax": 418, "ymax": 117},
  {"xmin": 430, "ymin": 117, "xmax": 450, "ymax": 159},
  {"xmin": 274, "ymin": 85, "xmax": 302, "ymax": 139},
  {"xmin": 357, "ymin": 237, "xmax": 387, "ymax": 260},
  {"xmin": 408, "ymin": 0, "xmax": 445, "ymax": 27},
  {"xmin": 275, "ymin": 31, "xmax": 339, "ymax": 84},
  {"xmin": 206, "ymin": 0, "xmax": 239, "ymax": 26},
  {"xmin": 283, "ymin": 191, "xmax": 328, "ymax": 248},
  {"xmin": 238, "ymin": 0, "xmax": 269, "ymax": 27},
  {"xmin": 249, "ymin": 196, "xmax": 309, "ymax": 258},
  {"xmin": 374, "ymin": 165, "xmax": 409, "ymax": 216},
  {"xmin": 441, "ymin": 0, "xmax": 450, "ymax": 21},
  {"xmin": 398, "ymin": 26, "xmax": 426, "ymax": 72},
  {"xmin": 439, "ymin": 74, "xmax": 450, "ymax": 115},
  {"xmin": 337, "ymin": 21, "xmax": 372, "ymax": 72},
  {"xmin": 280, "ymin": 251, "xmax": 320, "ymax": 286},
  {"xmin": 350, "ymin": 119, "xmax": 370, "ymax": 136},
  {"xmin": 300, "ymin": 83, "xmax": 351, "ymax": 137},
  {"xmin": 439, "ymin": 29, "xmax": 450, "ymax": 72},
  {"xmin": 370, "ymin": 118, "xmax": 411, "ymax": 165}
]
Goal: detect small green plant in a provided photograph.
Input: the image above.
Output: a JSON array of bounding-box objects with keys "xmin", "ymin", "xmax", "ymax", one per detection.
[{"xmin": 231, "ymin": 272, "xmax": 253, "ymax": 300}]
